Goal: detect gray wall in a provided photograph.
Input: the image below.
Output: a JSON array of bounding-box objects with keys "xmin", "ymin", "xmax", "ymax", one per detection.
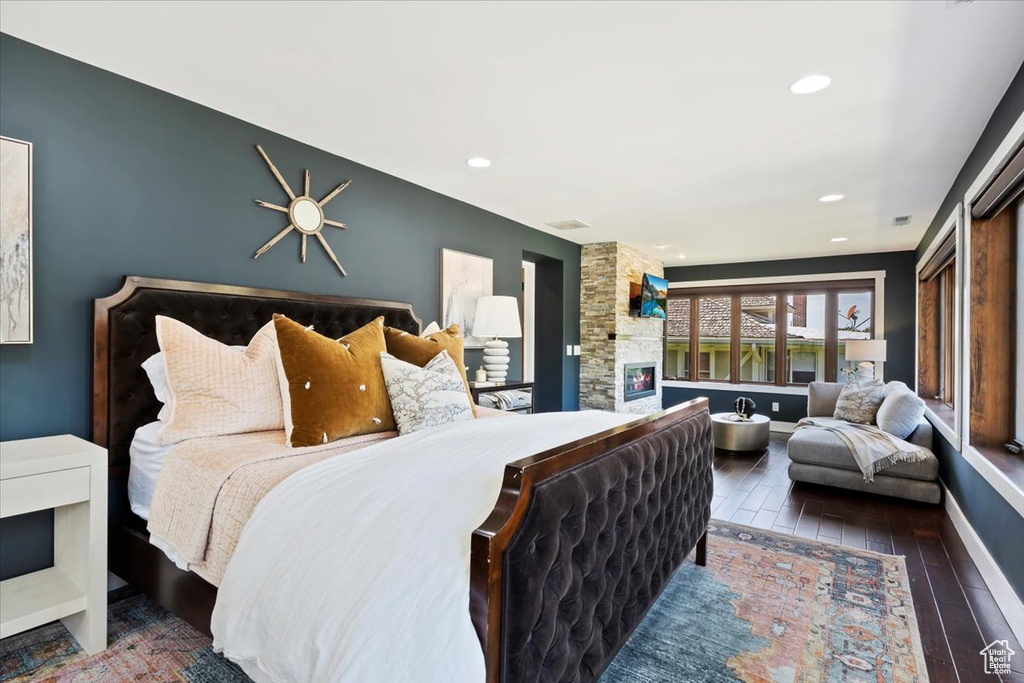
[
  {"xmin": 661, "ymin": 250, "xmax": 917, "ymax": 422},
  {"xmin": 0, "ymin": 35, "xmax": 581, "ymax": 579},
  {"xmin": 914, "ymin": 63, "xmax": 1023, "ymax": 601}
]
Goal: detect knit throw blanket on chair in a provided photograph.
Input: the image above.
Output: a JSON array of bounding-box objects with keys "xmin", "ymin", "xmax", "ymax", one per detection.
[{"xmin": 794, "ymin": 417, "xmax": 932, "ymax": 482}]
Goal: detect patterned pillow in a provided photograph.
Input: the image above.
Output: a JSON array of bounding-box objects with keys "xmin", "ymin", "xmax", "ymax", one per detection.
[
  {"xmin": 383, "ymin": 324, "xmax": 475, "ymax": 416},
  {"xmin": 380, "ymin": 350, "xmax": 474, "ymax": 435},
  {"xmin": 833, "ymin": 379, "xmax": 885, "ymax": 425}
]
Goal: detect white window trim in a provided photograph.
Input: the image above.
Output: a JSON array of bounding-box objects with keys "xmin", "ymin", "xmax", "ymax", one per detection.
[
  {"xmin": 916, "ymin": 204, "xmax": 963, "ymax": 450},
  {"xmin": 669, "ymin": 270, "xmax": 886, "ymax": 380},
  {"xmin": 959, "ymin": 109, "xmax": 1024, "ymax": 515}
]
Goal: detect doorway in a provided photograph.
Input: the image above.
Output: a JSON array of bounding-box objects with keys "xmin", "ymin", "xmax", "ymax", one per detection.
[
  {"xmin": 521, "ymin": 260, "xmax": 536, "ymax": 382},
  {"xmin": 523, "ymin": 251, "xmax": 564, "ymax": 412}
]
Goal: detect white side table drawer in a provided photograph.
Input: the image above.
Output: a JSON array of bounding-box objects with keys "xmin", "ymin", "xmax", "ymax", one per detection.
[{"xmin": 0, "ymin": 467, "xmax": 90, "ymax": 517}]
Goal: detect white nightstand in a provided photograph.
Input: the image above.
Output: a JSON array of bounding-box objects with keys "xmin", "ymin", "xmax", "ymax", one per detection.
[{"xmin": 0, "ymin": 435, "xmax": 107, "ymax": 654}]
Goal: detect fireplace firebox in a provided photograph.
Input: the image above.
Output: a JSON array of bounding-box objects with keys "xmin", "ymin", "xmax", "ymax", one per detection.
[{"xmin": 623, "ymin": 363, "xmax": 657, "ymax": 402}]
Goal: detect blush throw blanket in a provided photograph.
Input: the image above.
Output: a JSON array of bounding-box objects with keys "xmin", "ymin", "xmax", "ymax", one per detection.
[
  {"xmin": 795, "ymin": 417, "xmax": 932, "ymax": 482},
  {"xmin": 147, "ymin": 406, "xmax": 514, "ymax": 585},
  {"xmin": 147, "ymin": 430, "xmax": 396, "ymax": 584},
  {"xmin": 211, "ymin": 410, "xmax": 633, "ymax": 683}
]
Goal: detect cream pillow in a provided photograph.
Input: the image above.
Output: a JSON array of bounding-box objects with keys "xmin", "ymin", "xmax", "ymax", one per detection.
[
  {"xmin": 380, "ymin": 350, "xmax": 474, "ymax": 435},
  {"xmin": 156, "ymin": 317, "xmax": 284, "ymax": 445},
  {"xmin": 143, "ymin": 346, "xmax": 245, "ymax": 422},
  {"xmin": 876, "ymin": 388, "xmax": 926, "ymax": 439}
]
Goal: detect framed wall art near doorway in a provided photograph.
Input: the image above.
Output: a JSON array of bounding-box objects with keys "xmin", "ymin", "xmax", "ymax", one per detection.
[{"xmin": 440, "ymin": 248, "xmax": 492, "ymax": 348}]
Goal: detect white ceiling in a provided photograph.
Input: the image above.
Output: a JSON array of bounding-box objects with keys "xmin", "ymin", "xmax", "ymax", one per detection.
[{"xmin": 2, "ymin": 1, "xmax": 1022, "ymax": 265}]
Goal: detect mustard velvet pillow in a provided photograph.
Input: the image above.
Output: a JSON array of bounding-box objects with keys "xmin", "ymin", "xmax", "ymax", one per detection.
[
  {"xmin": 383, "ymin": 324, "xmax": 475, "ymax": 413},
  {"xmin": 274, "ymin": 314, "xmax": 396, "ymax": 447}
]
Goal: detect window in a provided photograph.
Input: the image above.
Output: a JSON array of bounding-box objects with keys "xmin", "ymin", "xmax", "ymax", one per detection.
[
  {"xmin": 698, "ymin": 297, "xmax": 731, "ymax": 380},
  {"xmin": 917, "ymin": 219, "xmax": 957, "ymax": 431},
  {"xmin": 936, "ymin": 262, "xmax": 956, "ymax": 407},
  {"xmin": 787, "ymin": 293, "xmax": 826, "ymax": 383},
  {"xmin": 665, "ymin": 297, "xmax": 690, "ymax": 380},
  {"xmin": 739, "ymin": 295, "xmax": 776, "ymax": 383},
  {"xmin": 664, "ymin": 281, "xmax": 874, "ymax": 387},
  {"xmin": 836, "ymin": 290, "xmax": 874, "ymax": 382},
  {"xmin": 1017, "ymin": 198, "xmax": 1024, "ymax": 444}
]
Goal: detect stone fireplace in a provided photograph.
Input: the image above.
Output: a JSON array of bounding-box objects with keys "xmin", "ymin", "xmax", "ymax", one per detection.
[{"xmin": 580, "ymin": 242, "xmax": 664, "ymax": 414}]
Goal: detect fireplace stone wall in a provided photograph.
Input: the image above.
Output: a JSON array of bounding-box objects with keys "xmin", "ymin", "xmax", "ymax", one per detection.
[{"xmin": 580, "ymin": 242, "xmax": 664, "ymax": 414}]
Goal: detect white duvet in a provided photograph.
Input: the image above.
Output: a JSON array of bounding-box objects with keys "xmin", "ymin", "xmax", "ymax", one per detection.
[{"xmin": 211, "ymin": 410, "xmax": 633, "ymax": 683}]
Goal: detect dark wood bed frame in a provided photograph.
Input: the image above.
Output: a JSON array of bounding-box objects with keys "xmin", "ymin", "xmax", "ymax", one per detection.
[{"xmin": 94, "ymin": 275, "xmax": 713, "ymax": 683}]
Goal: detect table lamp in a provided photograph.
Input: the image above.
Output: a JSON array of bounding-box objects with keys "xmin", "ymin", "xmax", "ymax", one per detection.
[
  {"xmin": 845, "ymin": 339, "xmax": 887, "ymax": 381},
  {"xmin": 472, "ymin": 296, "xmax": 522, "ymax": 383}
]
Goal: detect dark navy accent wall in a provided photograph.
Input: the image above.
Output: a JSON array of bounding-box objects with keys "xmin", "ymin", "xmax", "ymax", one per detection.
[
  {"xmin": 663, "ymin": 386, "xmax": 808, "ymax": 423},
  {"xmin": 660, "ymin": 251, "xmax": 917, "ymax": 422},
  {"xmin": 0, "ymin": 35, "xmax": 581, "ymax": 579},
  {"xmin": 915, "ymin": 64, "xmax": 1023, "ymax": 601}
]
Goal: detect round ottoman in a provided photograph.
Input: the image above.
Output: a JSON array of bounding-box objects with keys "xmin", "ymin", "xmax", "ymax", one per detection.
[{"xmin": 711, "ymin": 412, "xmax": 770, "ymax": 453}]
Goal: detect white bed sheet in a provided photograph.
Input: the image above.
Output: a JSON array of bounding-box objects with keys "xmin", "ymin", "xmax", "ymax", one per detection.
[
  {"xmin": 211, "ymin": 410, "xmax": 632, "ymax": 683},
  {"xmin": 127, "ymin": 421, "xmax": 174, "ymax": 520},
  {"xmin": 128, "ymin": 421, "xmax": 191, "ymax": 569}
]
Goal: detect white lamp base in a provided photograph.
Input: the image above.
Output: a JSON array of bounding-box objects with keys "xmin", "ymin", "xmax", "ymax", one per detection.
[
  {"xmin": 855, "ymin": 361, "xmax": 875, "ymax": 381},
  {"xmin": 483, "ymin": 339, "xmax": 510, "ymax": 383}
]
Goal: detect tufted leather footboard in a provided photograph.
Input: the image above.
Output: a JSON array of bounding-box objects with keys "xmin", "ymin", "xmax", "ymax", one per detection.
[{"xmin": 470, "ymin": 398, "xmax": 713, "ymax": 683}]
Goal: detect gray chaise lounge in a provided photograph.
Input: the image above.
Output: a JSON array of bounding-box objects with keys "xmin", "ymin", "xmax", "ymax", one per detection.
[{"xmin": 787, "ymin": 381, "xmax": 941, "ymax": 504}]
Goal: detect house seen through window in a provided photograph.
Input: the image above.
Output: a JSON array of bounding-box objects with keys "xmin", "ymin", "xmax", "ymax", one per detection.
[{"xmin": 665, "ymin": 283, "xmax": 874, "ymax": 386}]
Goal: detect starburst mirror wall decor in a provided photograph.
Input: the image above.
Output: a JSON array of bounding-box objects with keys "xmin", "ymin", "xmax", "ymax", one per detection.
[{"xmin": 253, "ymin": 144, "xmax": 352, "ymax": 276}]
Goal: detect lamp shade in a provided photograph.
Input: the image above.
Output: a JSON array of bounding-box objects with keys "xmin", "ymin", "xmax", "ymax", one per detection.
[
  {"xmin": 472, "ymin": 296, "xmax": 522, "ymax": 338},
  {"xmin": 845, "ymin": 339, "xmax": 887, "ymax": 362}
]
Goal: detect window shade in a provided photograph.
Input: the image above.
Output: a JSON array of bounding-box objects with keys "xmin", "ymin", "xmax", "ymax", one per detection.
[
  {"xmin": 919, "ymin": 229, "xmax": 956, "ymax": 282},
  {"xmin": 971, "ymin": 141, "xmax": 1024, "ymax": 220}
]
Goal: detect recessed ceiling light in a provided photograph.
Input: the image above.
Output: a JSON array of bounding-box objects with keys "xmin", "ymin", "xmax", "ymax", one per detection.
[
  {"xmin": 677, "ymin": 253, "xmax": 686, "ymax": 259},
  {"xmin": 466, "ymin": 157, "xmax": 491, "ymax": 168},
  {"xmin": 831, "ymin": 237, "xmax": 848, "ymax": 242},
  {"xmin": 655, "ymin": 244, "xmax": 667, "ymax": 249},
  {"xmin": 819, "ymin": 194, "xmax": 845, "ymax": 202},
  {"xmin": 790, "ymin": 74, "xmax": 831, "ymax": 95}
]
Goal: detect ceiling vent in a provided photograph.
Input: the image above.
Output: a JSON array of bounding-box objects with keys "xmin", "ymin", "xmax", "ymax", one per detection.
[
  {"xmin": 892, "ymin": 215, "xmax": 912, "ymax": 227},
  {"xmin": 546, "ymin": 219, "xmax": 591, "ymax": 231}
]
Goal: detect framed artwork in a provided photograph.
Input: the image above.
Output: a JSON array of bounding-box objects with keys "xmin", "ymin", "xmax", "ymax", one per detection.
[
  {"xmin": 1, "ymin": 136, "xmax": 33, "ymax": 344},
  {"xmin": 440, "ymin": 248, "xmax": 493, "ymax": 348}
]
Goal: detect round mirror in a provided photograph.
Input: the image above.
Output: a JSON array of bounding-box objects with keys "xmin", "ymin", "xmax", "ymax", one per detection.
[{"xmin": 290, "ymin": 197, "xmax": 324, "ymax": 234}]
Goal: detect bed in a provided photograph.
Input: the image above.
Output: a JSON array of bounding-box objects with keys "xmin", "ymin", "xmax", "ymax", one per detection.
[{"xmin": 94, "ymin": 275, "xmax": 714, "ymax": 683}]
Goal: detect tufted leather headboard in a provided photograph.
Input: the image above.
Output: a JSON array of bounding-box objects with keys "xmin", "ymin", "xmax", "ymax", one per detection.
[{"xmin": 94, "ymin": 276, "xmax": 421, "ymax": 476}]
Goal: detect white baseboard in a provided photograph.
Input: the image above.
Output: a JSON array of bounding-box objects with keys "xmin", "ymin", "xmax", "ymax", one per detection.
[
  {"xmin": 943, "ymin": 485, "xmax": 1024, "ymax": 645},
  {"xmin": 770, "ymin": 421, "xmax": 797, "ymax": 434}
]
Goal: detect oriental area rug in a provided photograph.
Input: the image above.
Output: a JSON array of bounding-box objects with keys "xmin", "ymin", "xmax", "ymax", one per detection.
[
  {"xmin": 1, "ymin": 521, "xmax": 925, "ymax": 683},
  {"xmin": 602, "ymin": 521, "xmax": 927, "ymax": 682}
]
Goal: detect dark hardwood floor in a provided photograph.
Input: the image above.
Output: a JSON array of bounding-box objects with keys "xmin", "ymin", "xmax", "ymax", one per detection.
[{"xmin": 712, "ymin": 434, "xmax": 1023, "ymax": 683}]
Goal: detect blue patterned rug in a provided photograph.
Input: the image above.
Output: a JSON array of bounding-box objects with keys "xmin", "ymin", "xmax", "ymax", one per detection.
[
  {"xmin": 602, "ymin": 521, "xmax": 926, "ymax": 682},
  {"xmin": 1, "ymin": 522, "xmax": 924, "ymax": 682}
]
